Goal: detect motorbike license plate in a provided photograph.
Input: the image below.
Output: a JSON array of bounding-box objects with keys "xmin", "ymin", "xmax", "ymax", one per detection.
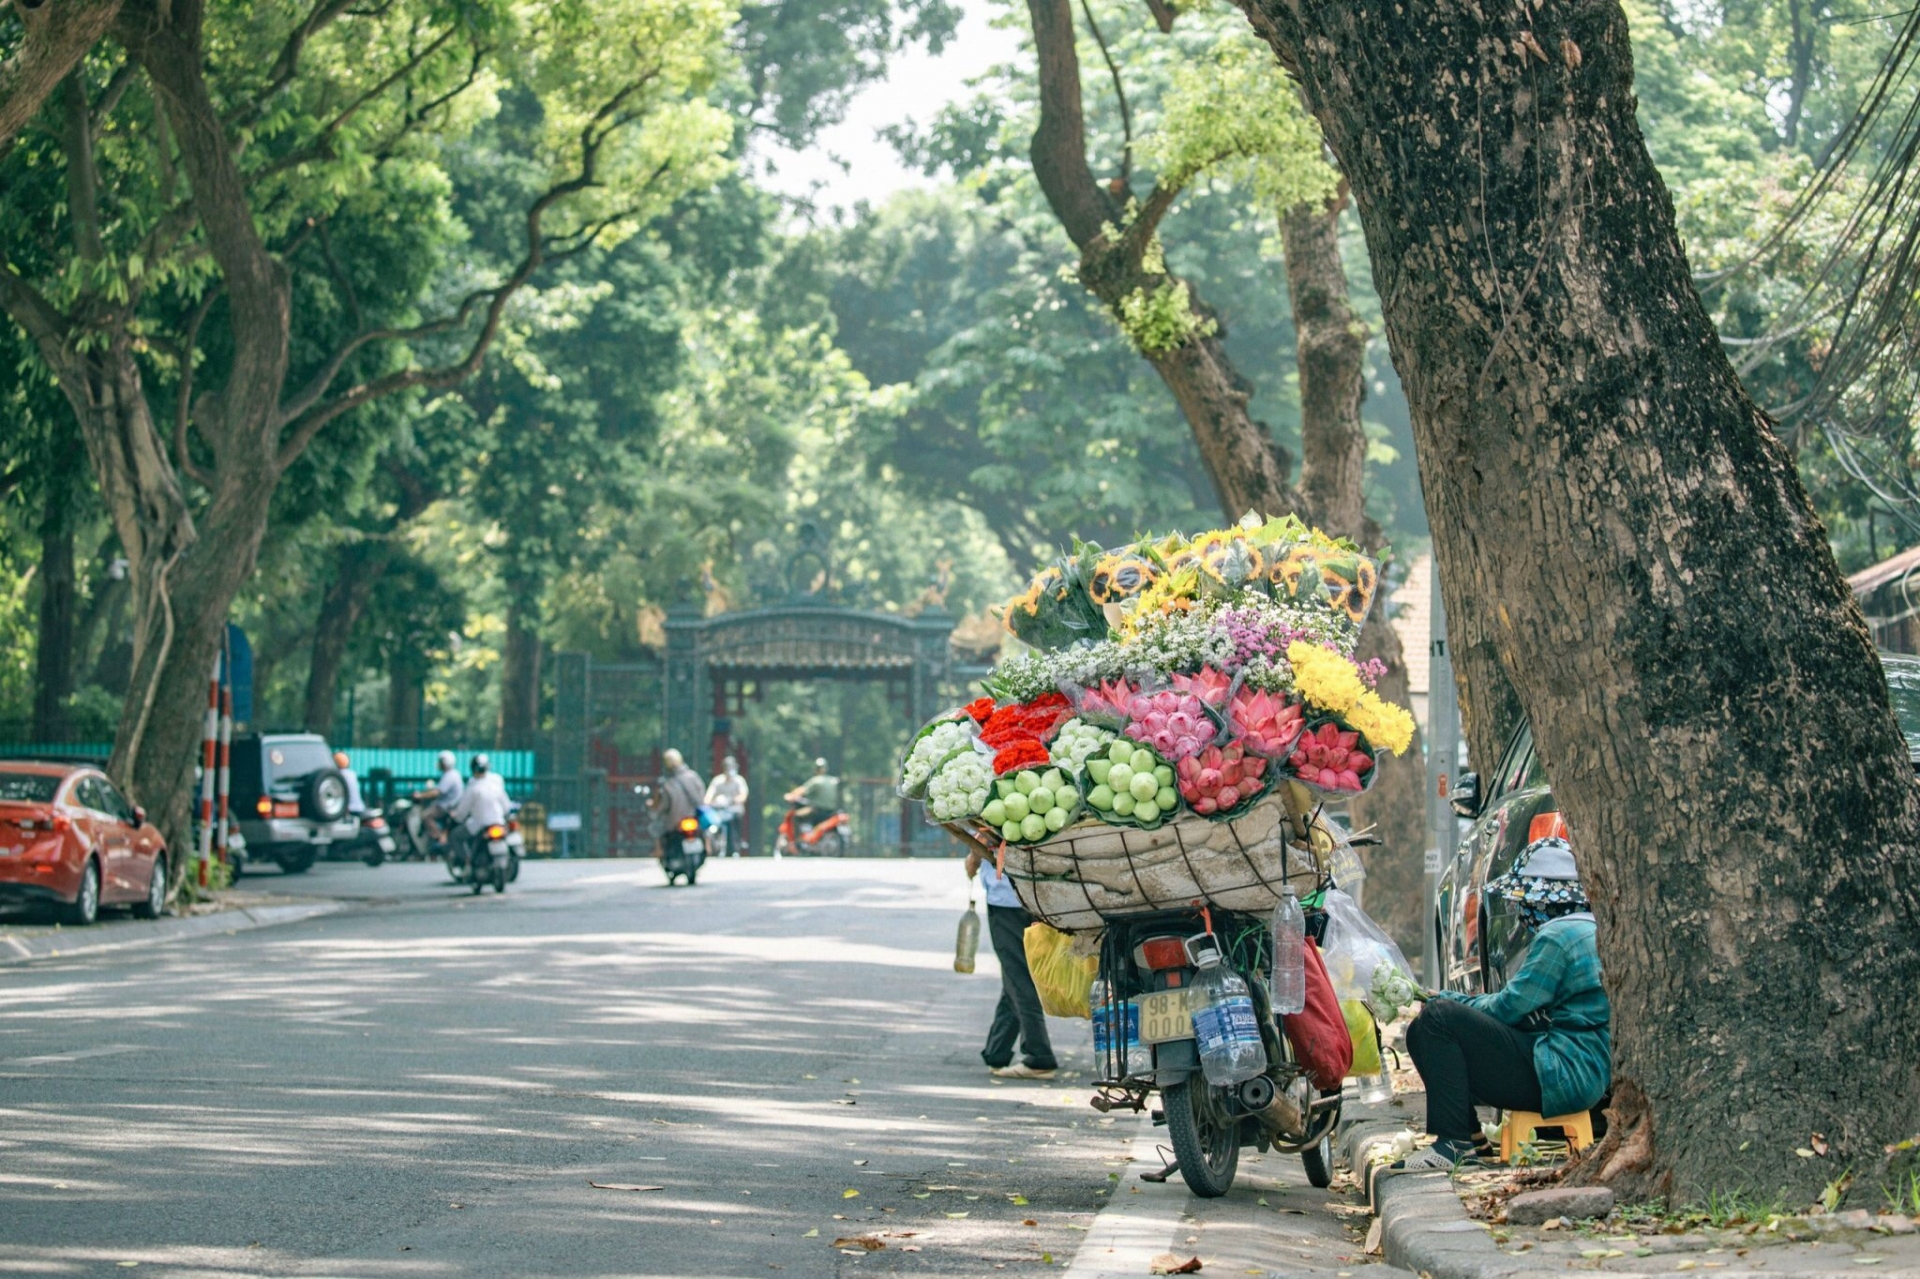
[
  {"xmin": 681, "ymin": 836, "xmax": 704, "ymax": 856},
  {"xmin": 1138, "ymin": 988, "xmax": 1206, "ymax": 1044}
]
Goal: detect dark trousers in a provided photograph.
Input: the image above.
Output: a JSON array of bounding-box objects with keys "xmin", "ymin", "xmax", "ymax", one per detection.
[
  {"xmin": 1406, "ymin": 998, "xmax": 1544, "ymax": 1142},
  {"xmin": 982, "ymin": 905, "xmax": 1057, "ymax": 1070}
]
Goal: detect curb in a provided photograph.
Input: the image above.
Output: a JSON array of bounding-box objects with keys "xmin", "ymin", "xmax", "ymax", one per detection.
[
  {"xmin": 0, "ymin": 901, "xmax": 349, "ymax": 966},
  {"xmin": 1338, "ymin": 1108, "xmax": 1523, "ymax": 1279}
]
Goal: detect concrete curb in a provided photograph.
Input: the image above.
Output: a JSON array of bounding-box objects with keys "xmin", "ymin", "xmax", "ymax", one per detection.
[
  {"xmin": 0, "ymin": 901, "xmax": 348, "ymax": 966},
  {"xmin": 1337, "ymin": 1109, "xmax": 1526, "ymax": 1279}
]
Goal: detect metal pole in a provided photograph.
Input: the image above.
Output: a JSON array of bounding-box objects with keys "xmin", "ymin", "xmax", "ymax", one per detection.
[
  {"xmin": 197, "ymin": 659, "xmax": 218, "ymax": 888},
  {"xmin": 1424, "ymin": 554, "xmax": 1460, "ymax": 990},
  {"xmin": 216, "ymin": 683, "xmax": 233, "ymax": 871}
]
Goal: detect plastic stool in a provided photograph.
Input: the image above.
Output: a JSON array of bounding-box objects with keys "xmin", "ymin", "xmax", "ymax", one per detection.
[{"xmin": 1499, "ymin": 1110, "xmax": 1594, "ymax": 1163}]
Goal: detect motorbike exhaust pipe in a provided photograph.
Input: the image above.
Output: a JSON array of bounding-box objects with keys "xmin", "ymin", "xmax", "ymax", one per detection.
[{"xmin": 1236, "ymin": 1074, "xmax": 1311, "ymax": 1140}]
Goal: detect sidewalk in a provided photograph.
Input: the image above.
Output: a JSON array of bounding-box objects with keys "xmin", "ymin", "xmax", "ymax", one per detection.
[
  {"xmin": 0, "ymin": 890, "xmax": 350, "ymax": 965},
  {"xmin": 1347, "ymin": 1089, "xmax": 1920, "ymax": 1277}
]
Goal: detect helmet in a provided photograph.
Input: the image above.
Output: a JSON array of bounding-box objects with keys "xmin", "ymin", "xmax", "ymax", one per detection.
[
  {"xmin": 470, "ymin": 753, "xmax": 490, "ymax": 775},
  {"xmin": 814, "ymin": 757, "xmax": 828, "ymax": 771},
  {"xmin": 723, "ymin": 755, "xmax": 738, "ymax": 771},
  {"xmin": 437, "ymin": 750, "xmax": 456, "ymax": 771},
  {"xmin": 333, "ymin": 751, "xmax": 350, "ymax": 769}
]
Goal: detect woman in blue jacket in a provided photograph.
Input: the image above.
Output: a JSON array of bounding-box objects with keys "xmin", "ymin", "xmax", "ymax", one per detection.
[{"xmin": 1400, "ymin": 837, "xmax": 1611, "ymax": 1169}]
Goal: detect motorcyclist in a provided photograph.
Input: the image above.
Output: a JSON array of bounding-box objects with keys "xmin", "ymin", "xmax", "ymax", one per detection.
[
  {"xmin": 704, "ymin": 755, "xmax": 749, "ymax": 856},
  {"xmin": 656, "ymin": 749, "xmax": 707, "ymax": 855},
  {"xmin": 783, "ymin": 758, "xmax": 841, "ymax": 833},
  {"xmin": 412, "ymin": 750, "xmax": 463, "ymax": 849},
  {"xmin": 449, "ymin": 753, "xmax": 511, "ymax": 864},
  {"xmin": 333, "ymin": 751, "xmax": 367, "ymax": 816}
]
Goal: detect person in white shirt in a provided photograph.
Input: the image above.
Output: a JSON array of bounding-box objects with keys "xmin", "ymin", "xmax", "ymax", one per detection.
[
  {"xmin": 704, "ymin": 756, "xmax": 749, "ymax": 856},
  {"xmin": 450, "ymin": 753, "xmax": 511, "ymax": 838},
  {"xmin": 413, "ymin": 750, "xmax": 464, "ymax": 847}
]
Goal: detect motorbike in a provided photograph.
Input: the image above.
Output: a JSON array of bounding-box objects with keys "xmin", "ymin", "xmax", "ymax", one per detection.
[
  {"xmin": 774, "ymin": 803, "xmax": 849, "ymax": 856},
  {"xmin": 341, "ymin": 809, "xmax": 399, "ymax": 866},
  {"xmin": 447, "ymin": 815, "xmax": 525, "ymax": 891},
  {"xmin": 385, "ymin": 796, "xmax": 445, "ymax": 861},
  {"xmin": 661, "ymin": 812, "xmax": 712, "ymax": 886}
]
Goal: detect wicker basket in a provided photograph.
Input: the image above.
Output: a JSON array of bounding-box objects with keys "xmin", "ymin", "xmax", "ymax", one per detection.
[{"xmin": 945, "ymin": 788, "xmax": 1325, "ymax": 932}]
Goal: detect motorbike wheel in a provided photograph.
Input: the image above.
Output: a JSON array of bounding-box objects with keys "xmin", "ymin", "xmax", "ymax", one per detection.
[
  {"xmin": 364, "ymin": 847, "xmax": 386, "ymax": 868},
  {"xmin": 470, "ymin": 872, "xmax": 484, "ymax": 895},
  {"xmin": 1163, "ymin": 1079, "xmax": 1240, "ymax": 1198},
  {"xmin": 830, "ymin": 828, "xmax": 849, "ymax": 854},
  {"xmin": 493, "ymin": 866, "xmax": 507, "ymax": 893},
  {"xmin": 1301, "ymin": 1130, "xmax": 1334, "ymax": 1189},
  {"xmin": 685, "ymin": 865, "xmax": 699, "ymax": 886}
]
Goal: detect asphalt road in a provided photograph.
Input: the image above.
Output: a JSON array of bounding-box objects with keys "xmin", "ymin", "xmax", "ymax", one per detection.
[{"xmin": 0, "ymin": 859, "xmax": 1393, "ymax": 1278}]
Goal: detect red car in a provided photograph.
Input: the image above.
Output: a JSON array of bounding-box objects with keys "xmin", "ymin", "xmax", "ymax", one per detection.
[{"xmin": 0, "ymin": 761, "xmax": 169, "ymax": 925}]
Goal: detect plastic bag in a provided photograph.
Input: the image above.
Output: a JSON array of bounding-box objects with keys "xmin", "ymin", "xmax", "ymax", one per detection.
[
  {"xmin": 1024, "ymin": 921, "xmax": 1098, "ymax": 1019},
  {"xmin": 1319, "ymin": 887, "xmax": 1416, "ymax": 1010},
  {"xmin": 1341, "ymin": 998, "xmax": 1383, "ymax": 1075}
]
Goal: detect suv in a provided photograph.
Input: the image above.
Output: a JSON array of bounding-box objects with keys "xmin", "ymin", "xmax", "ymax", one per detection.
[
  {"xmin": 230, "ymin": 733, "xmax": 358, "ymax": 875},
  {"xmin": 1435, "ymin": 651, "xmax": 1920, "ymax": 995}
]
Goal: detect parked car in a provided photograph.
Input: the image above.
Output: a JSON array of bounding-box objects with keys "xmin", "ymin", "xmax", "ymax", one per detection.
[
  {"xmin": 1435, "ymin": 651, "xmax": 1920, "ymax": 994},
  {"xmin": 0, "ymin": 761, "xmax": 169, "ymax": 924},
  {"xmin": 229, "ymin": 733, "xmax": 358, "ymax": 875}
]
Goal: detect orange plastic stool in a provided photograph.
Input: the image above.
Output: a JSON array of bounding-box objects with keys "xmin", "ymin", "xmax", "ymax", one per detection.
[{"xmin": 1499, "ymin": 1110, "xmax": 1595, "ymax": 1163}]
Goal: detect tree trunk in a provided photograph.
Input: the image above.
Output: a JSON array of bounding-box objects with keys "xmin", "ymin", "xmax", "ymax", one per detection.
[
  {"xmin": 303, "ymin": 541, "xmax": 389, "ymax": 735},
  {"xmin": 498, "ymin": 601, "xmax": 541, "ymax": 749},
  {"xmin": 1239, "ymin": 0, "xmax": 1920, "ymax": 1199},
  {"xmin": 388, "ymin": 657, "xmax": 421, "ymax": 747},
  {"xmin": 1023, "ymin": 0, "xmax": 1294, "ymax": 517},
  {"xmin": 31, "ymin": 459, "xmax": 76, "ymax": 742},
  {"xmin": 0, "ymin": 0, "xmax": 121, "ymax": 153},
  {"xmin": 1279, "ymin": 191, "xmax": 1427, "ymax": 949}
]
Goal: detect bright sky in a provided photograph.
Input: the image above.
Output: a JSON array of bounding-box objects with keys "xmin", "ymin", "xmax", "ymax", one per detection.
[{"xmin": 749, "ymin": 2, "xmax": 1023, "ymax": 218}]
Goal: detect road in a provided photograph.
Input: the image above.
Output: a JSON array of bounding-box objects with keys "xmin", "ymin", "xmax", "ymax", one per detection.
[{"xmin": 0, "ymin": 859, "xmax": 1392, "ymax": 1277}]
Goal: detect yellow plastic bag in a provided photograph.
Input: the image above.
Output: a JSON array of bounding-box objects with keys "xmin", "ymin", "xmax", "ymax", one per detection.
[
  {"xmin": 1342, "ymin": 998, "xmax": 1383, "ymax": 1076},
  {"xmin": 1024, "ymin": 922, "xmax": 1098, "ymax": 1019}
]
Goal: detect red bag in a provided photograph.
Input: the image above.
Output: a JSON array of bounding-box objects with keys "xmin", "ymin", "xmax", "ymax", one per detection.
[{"xmin": 1281, "ymin": 939, "xmax": 1353, "ymax": 1091}]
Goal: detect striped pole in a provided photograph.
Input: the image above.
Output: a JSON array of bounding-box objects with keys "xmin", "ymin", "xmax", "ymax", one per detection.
[
  {"xmin": 216, "ymin": 682, "xmax": 233, "ymax": 868},
  {"xmin": 197, "ymin": 658, "xmax": 218, "ymax": 887}
]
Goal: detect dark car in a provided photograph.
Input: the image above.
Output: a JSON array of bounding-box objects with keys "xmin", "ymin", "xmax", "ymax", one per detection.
[
  {"xmin": 1435, "ymin": 651, "xmax": 1920, "ymax": 994},
  {"xmin": 229, "ymin": 733, "xmax": 358, "ymax": 875},
  {"xmin": 0, "ymin": 761, "xmax": 169, "ymax": 924}
]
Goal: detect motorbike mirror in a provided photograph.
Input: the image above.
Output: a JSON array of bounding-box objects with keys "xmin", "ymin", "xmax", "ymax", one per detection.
[{"xmin": 1450, "ymin": 771, "xmax": 1483, "ymax": 819}]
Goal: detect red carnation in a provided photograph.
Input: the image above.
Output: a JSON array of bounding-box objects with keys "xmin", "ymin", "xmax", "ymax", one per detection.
[
  {"xmin": 992, "ymin": 739, "xmax": 1052, "ymax": 776},
  {"xmin": 963, "ymin": 697, "xmax": 996, "ymax": 724}
]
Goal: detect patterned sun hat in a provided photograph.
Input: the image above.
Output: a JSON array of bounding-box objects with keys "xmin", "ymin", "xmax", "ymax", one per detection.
[{"xmin": 1486, "ymin": 836, "xmax": 1589, "ymax": 910}]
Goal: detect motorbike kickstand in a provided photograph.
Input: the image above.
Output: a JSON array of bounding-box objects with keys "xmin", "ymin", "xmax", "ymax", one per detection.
[{"xmin": 1138, "ymin": 1144, "xmax": 1181, "ymax": 1184}]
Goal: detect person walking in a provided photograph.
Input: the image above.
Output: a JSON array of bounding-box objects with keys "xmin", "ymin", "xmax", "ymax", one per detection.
[{"xmin": 964, "ymin": 845, "xmax": 1057, "ymax": 1080}]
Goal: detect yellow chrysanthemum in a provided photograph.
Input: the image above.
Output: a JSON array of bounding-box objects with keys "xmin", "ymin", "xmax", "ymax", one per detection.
[
  {"xmin": 1345, "ymin": 691, "xmax": 1415, "ymax": 756},
  {"xmin": 1286, "ymin": 641, "xmax": 1367, "ymax": 714}
]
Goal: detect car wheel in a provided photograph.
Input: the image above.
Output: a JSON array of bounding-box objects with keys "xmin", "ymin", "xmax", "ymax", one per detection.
[
  {"xmin": 64, "ymin": 860, "xmax": 101, "ymax": 926},
  {"xmin": 132, "ymin": 855, "xmax": 167, "ymax": 920}
]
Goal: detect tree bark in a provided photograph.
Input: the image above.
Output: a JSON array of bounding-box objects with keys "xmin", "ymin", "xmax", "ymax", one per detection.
[
  {"xmin": 498, "ymin": 601, "xmax": 541, "ymax": 749},
  {"xmin": 1279, "ymin": 191, "xmax": 1427, "ymax": 949},
  {"xmin": 1239, "ymin": 0, "xmax": 1920, "ymax": 1198},
  {"xmin": 387, "ymin": 655, "xmax": 421, "ymax": 747},
  {"xmin": 31, "ymin": 455, "xmax": 76, "ymax": 742},
  {"xmin": 0, "ymin": 0, "xmax": 121, "ymax": 153},
  {"xmin": 303, "ymin": 540, "xmax": 389, "ymax": 736},
  {"xmin": 1023, "ymin": 0, "xmax": 1294, "ymax": 517}
]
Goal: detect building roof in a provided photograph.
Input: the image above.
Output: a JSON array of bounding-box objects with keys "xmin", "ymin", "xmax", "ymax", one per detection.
[
  {"xmin": 1848, "ymin": 543, "xmax": 1920, "ymax": 597},
  {"xmin": 1390, "ymin": 553, "xmax": 1432, "ymax": 697}
]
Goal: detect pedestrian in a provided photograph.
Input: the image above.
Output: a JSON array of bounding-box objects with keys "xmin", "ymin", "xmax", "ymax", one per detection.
[
  {"xmin": 704, "ymin": 755, "xmax": 749, "ymax": 856},
  {"xmin": 1396, "ymin": 836, "xmax": 1611, "ymax": 1169},
  {"xmin": 964, "ymin": 844, "xmax": 1057, "ymax": 1080}
]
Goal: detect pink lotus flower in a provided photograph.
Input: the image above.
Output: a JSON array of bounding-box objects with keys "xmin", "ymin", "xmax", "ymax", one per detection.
[
  {"xmin": 1175, "ymin": 742, "xmax": 1270, "ymax": 815},
  {"xmin": 1126, "ymin": 690, "xmax": 1213, "ymax": 762},
  {"xmin": 1075, "ymin": 678, "xmax": 1138, "ymax": 726},
  {"xmin": 1172, "ymin": 666, "xmax": 1233, "ymax": 710},
  {"xmin": 1285, "ymin": 721, "xmax": 1375, "ymax": 792},
  {"xmin": 1229, "ymin": 687, "xmax": 1306, "ymax": 758}
]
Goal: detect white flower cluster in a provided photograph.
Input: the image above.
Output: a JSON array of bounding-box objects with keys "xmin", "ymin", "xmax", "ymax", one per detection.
[
  {"xmin": 928, "ymin": 750, "xmax": 992, "ymax": 821},
  {"xmin": 1050, "ymin": 718, "xmax": 1116, "ymax": 775},
  {"xmin": 1368, "ymin": 957, "xmax": 1421, "ymax": 1024},
  {"xmin": 900, "ymin": 719, "xmax": 976, "ymax": 794}
]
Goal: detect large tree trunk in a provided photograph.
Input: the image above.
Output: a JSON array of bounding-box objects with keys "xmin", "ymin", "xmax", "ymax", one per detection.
[
  {"xmin": 0, "ymin": 0, "xmax": 120, "ymax": 153},
  {"xmin": 1239, "ymin": 0, "xmax": 1920, "ymax": 1198},
  {"xmin": 303, "ymin": 541, "xmax": 389, "ymax": 735},
  {"xmin": 1280, "ymin": 192, "xmax": 1427, "ymax": 949},
  {"xmin": 1024, "ymin": 0, "xmax": 1293, "ymax": 516},
  {"xmin": 498, "ymin": 600, "xmax": 541, "ymax": 749},
  {"xmin": 31, "ymin": 458, "xmax": 76, "ymax": 741}
]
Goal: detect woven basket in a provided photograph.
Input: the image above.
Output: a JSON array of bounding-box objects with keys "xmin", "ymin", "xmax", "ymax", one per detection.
[{"xmin": 946, "ymin": 790, "xmax": 1323, "ymax": 932}]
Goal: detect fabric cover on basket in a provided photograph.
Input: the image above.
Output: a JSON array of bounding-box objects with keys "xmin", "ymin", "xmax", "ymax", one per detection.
[{"xmin": 1281, "ymin": 940, "xmax": 1353, "ymax": 1091}]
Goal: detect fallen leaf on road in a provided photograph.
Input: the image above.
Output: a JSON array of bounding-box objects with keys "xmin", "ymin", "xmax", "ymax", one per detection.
[
  {"xmin": 1674, "ymin": 1262, "xmax": 1696, "ymax": 1272},
  {"xmin": 843, "ymin": 1189, "xmax": 861, "ymax": 1198},
  {"xmin": 1149, "ymin": 1254, "xmax": 1203, "ymax": 1274},
  {"xmin": 902, "ymin": 1245, "xmax": 922, "ymax": 1252},
  {"xmin": 801, "ymin": 1229, "xmax": 818, "ymax": 1238},
  {"xmin": 854, "ymin": 1160, "xmax": 869, "ymax": 1166},
  {"xmin": 1854, "ymin": 1259, "xmax": 1884, "ymax": 1266},
  {"xmin": 946, "ymin": 1212, "xmax": 970, "ymax": 1219},
  {"xmin": 588, "ymin": 1183, "xmax": 662, "ymax": 1192},
  {"xmin": 1256, "ymin": 1198, "xmax": 1269, "ymax": 1207},
  {"xmin": 837, "ymin": 1249, "xmax": 864, "ymax": 1256},
  {"xmin": 913, "ymin": 1193, "xmax": 932, "ymax": 1199},
  {"xmin": 1812, "ymin": 1133, "xmax": 1830, "ymax": 1157},
  {"xmin": 116, "ymin": 1265, "xmax": 138, "ymax": 1270},
  {"xmin": 1364, "ymin": 1218, "xmax": 1383, "ymax": 1255},
  {"xmin": 1010, "ymin": 1195, "xmax": 1029, "ymax": 1205},
  {"xmin": 833, "ymin": 1099, "xmax": 857, "ymax": 1106},
  {"xmin": 1022, "ymin": 1219, "xmax": 1038, "ymax": 1227},
  {"xmin": 1579, "ymin": 1249, "xmax": 1625, "ymax": 1260},
  {"xmin": 831, "ymin": 1236, "xmax": 885, "ymax": 1251},
  {"xmin": 1796, "ymin": 1148, "xmax": 1816, "ymax": 1158}
]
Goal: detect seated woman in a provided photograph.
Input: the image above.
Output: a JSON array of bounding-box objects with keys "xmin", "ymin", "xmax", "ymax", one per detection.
[{"xmin": 1399, "ymin": 836, "xmax": 1611, "ymax": 1169}]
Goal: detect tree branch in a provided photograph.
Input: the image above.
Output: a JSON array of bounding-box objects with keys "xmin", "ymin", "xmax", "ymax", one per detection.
[
  {"xmin": 0, "ymin": 0, "xmax": 122, "ymax": 152},
  {"xmin": 1076, "ymin": 0, "xmax": 1132, "ymax": 188},
  {"xmin": 171, "ymin": 288, "xmax": 218, "ymax": 487},
  {"xmin": 1025, "ymin": 0, "xmax": 1117, "ymax": 248},
  {"xmin": 61, "ymin": 73, "xmax": 105, "ymax": 263},
  {"xmin": 90, "ymin": 56, "xmax": 137, "ymax": 130},
  {"xmin": 230, "ymin": 0, "xmax": 359, "ymax": 132},
  {"xmin": 251, "ymin": 23, "xmax": 458, "ymax": 180}
]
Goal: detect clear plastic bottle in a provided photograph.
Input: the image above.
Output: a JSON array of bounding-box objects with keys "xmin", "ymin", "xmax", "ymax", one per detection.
[
  {"xmin": 1190, "ymin": 952, "xmax": 1268, "ymax": 1086},
  {"xmin": 954, "ymin": 900, "xmax": 980, "ymax": 974},
  {"xmin": 1271, "ymin": 885, "xmax": 1306, "ymax": 1015}
]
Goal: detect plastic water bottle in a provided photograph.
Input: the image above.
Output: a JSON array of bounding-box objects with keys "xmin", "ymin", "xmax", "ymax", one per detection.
[
  {"xmin": 1191, "ymin": 953, "xmax": 1268, "ymax": 1086},
  {"xmin": 1271, "ymin": 885, "xmax": 1306, "ymax": 1015},
  {"xmin": 954, "ymin": 900, "xmax": 980, "ymax": 974}
]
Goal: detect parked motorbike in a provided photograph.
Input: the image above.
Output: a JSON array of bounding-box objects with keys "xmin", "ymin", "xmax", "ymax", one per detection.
[
  {"xmin": 774, "ymin": 804, "xmax": 849, "ymax": 856},
  {"xmin": 1089, "ymin": 904, "xmax": 1341, "ymax": 1198},
  {"xmin": 385, "ymin": 796, "xmax": 444, "ymax": 861},
  {"xmin": 342, "ymin": 809, "xmax": 399, "ymax": 866}
]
